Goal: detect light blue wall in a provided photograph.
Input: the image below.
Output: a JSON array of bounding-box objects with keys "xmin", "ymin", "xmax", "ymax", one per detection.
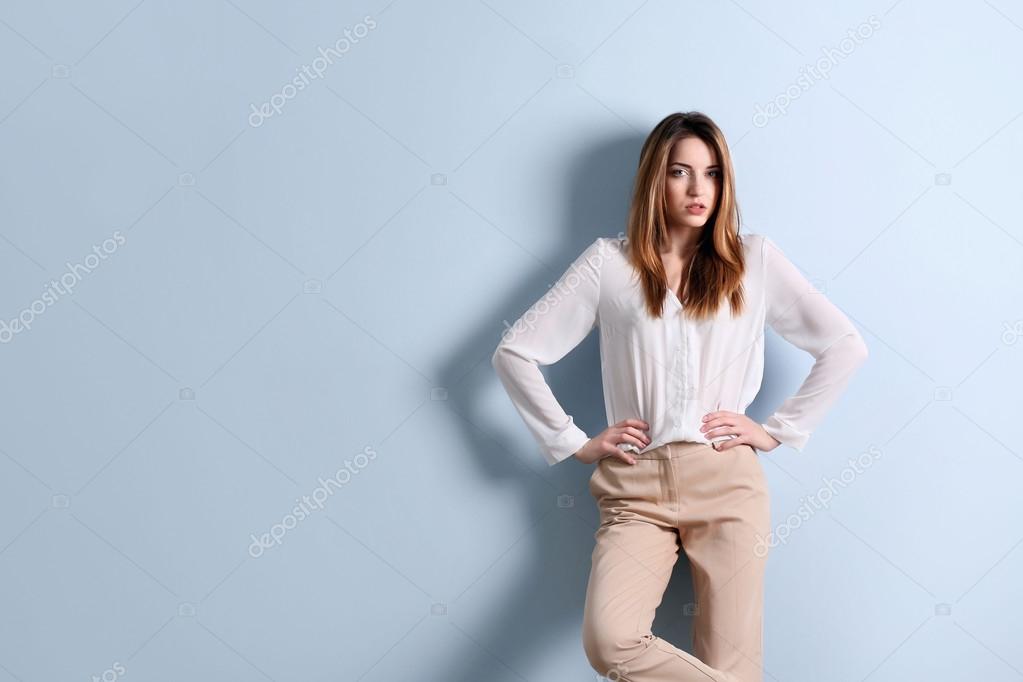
[{"xmin": 1, "ymin": 1, "xmax": 1021, "ymax": 680}]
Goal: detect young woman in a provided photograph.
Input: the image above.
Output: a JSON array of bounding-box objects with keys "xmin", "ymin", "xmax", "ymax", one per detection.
[{"xmin": 491, "ymin": 111, "xmax": 868, "ymax": 682}]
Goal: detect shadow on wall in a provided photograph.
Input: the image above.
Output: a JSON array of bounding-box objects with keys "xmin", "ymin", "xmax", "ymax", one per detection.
[{"xmin": 433, "ymin": 128, "xmax": 783, "ymax": 679}]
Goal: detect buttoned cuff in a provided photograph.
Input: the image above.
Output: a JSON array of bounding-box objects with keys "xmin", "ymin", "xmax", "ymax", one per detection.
[
  {"xmin": 542, "ymin": 426, "xmax": 591, "ymax": 466},
  {"xmin": 761, "ymin": 416, "xmax": 810, "ymax": 452}
]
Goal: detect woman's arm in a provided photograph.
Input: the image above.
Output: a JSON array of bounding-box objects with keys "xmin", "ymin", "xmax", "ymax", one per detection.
[
  {"xmin": 760, "ymin": 235, "xmax": 869, "ymax": 451},
  {"xmin": 491, "ymin": 238, "xmax": 605, "ymax": 466}
]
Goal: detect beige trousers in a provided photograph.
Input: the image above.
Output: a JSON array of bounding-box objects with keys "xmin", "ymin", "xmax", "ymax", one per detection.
[{"xmin": 582, "ymin": 440, "xmax": 771, "ymax": 682}]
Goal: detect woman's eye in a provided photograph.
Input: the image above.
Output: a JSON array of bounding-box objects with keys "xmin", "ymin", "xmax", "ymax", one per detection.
[{"xmin": 671, "ymin": 169, "xmax": 720, "ymax": 178}]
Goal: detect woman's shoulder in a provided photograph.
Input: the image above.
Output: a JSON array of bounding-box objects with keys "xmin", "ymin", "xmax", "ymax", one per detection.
[
  {"xmin": 740, "ymin": 232, "xmax": 787, "ymax": 268},
  {"xmin": 593, "ymin": 234, "xmax": 627, "ymax": 248},
  {"xmin": 580, "ymin": 234, "xmax": 629, "ymax": 264},
  {"xmin": 739, "ymin": 231, "xmax": 767, "ymax": 252}
]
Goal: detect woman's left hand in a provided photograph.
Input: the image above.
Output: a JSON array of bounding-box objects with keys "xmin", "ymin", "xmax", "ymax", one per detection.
[{"xmin": 700, "ymin": 410, "xmax": 781, "ymax": 452}]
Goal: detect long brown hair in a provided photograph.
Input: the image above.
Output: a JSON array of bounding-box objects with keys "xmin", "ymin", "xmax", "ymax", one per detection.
[{"xmin": 625, "ymin": 112, "xmax": 746, "ymax": 320}]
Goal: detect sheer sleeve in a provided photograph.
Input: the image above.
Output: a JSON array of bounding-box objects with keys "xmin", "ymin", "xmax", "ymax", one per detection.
[
  {"xmin": 760, "ymin": 235, "xmax": 869, "ymax": 451},
  {"xmin": 491, "ymin": 238, "xmax": 605, "ymax": 466}
]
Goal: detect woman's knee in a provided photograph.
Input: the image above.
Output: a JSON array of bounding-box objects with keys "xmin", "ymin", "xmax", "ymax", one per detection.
[{"xmin": 582, "ymin": 619, "xmax": 644, "ymax": 675}]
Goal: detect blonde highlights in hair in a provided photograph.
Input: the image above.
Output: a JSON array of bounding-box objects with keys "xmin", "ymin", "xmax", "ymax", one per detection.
[{"xmin": 625, "ymin": 112, "xmax": 746, "ymax": 320}]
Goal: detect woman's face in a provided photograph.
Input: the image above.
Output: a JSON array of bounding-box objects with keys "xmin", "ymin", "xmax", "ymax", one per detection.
[{"xmin": 664, "ymin": 136, "xmax": 721, "ymax": 230}]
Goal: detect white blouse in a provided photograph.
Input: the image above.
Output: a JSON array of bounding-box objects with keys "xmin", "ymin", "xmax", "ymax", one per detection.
[{"xmin": 492, "ymin": 233, "xmax": 869, "ymax": 466}]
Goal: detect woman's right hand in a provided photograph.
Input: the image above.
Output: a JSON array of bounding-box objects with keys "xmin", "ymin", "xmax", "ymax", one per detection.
[{"xmin": 573, "ymin": 419, "xmax": 651, "ymax": 465}]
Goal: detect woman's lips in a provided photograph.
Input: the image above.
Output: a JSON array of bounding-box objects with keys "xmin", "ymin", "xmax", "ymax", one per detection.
[{"xmin": 686, "ymin": 205, "xmax": 706, "ymax": 215}]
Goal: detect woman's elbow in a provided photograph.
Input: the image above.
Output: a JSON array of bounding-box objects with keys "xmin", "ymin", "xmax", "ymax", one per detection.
[
  {"xmin": 841, "ymin": 331, "xmax": 869, "ymax": 368},
  {"xmin": 854, "ymin": 332, "xmax": 869, "ymax": 364},
  {"xmin": 492, "ymin": 343, "xmax": 528, "ymax": 374},
  {"xmin": 491, "ymin": 344, "xmax": 508, "ymax": 372}
]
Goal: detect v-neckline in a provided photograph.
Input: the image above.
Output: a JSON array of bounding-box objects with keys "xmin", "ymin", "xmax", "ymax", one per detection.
[
  {"xmin": 664, "ymin": 250, "xmax": 695, "ymax": 312},
  {"xmin": 666, "ymin": 285, "xmax": 682, "ymax": 308}
]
